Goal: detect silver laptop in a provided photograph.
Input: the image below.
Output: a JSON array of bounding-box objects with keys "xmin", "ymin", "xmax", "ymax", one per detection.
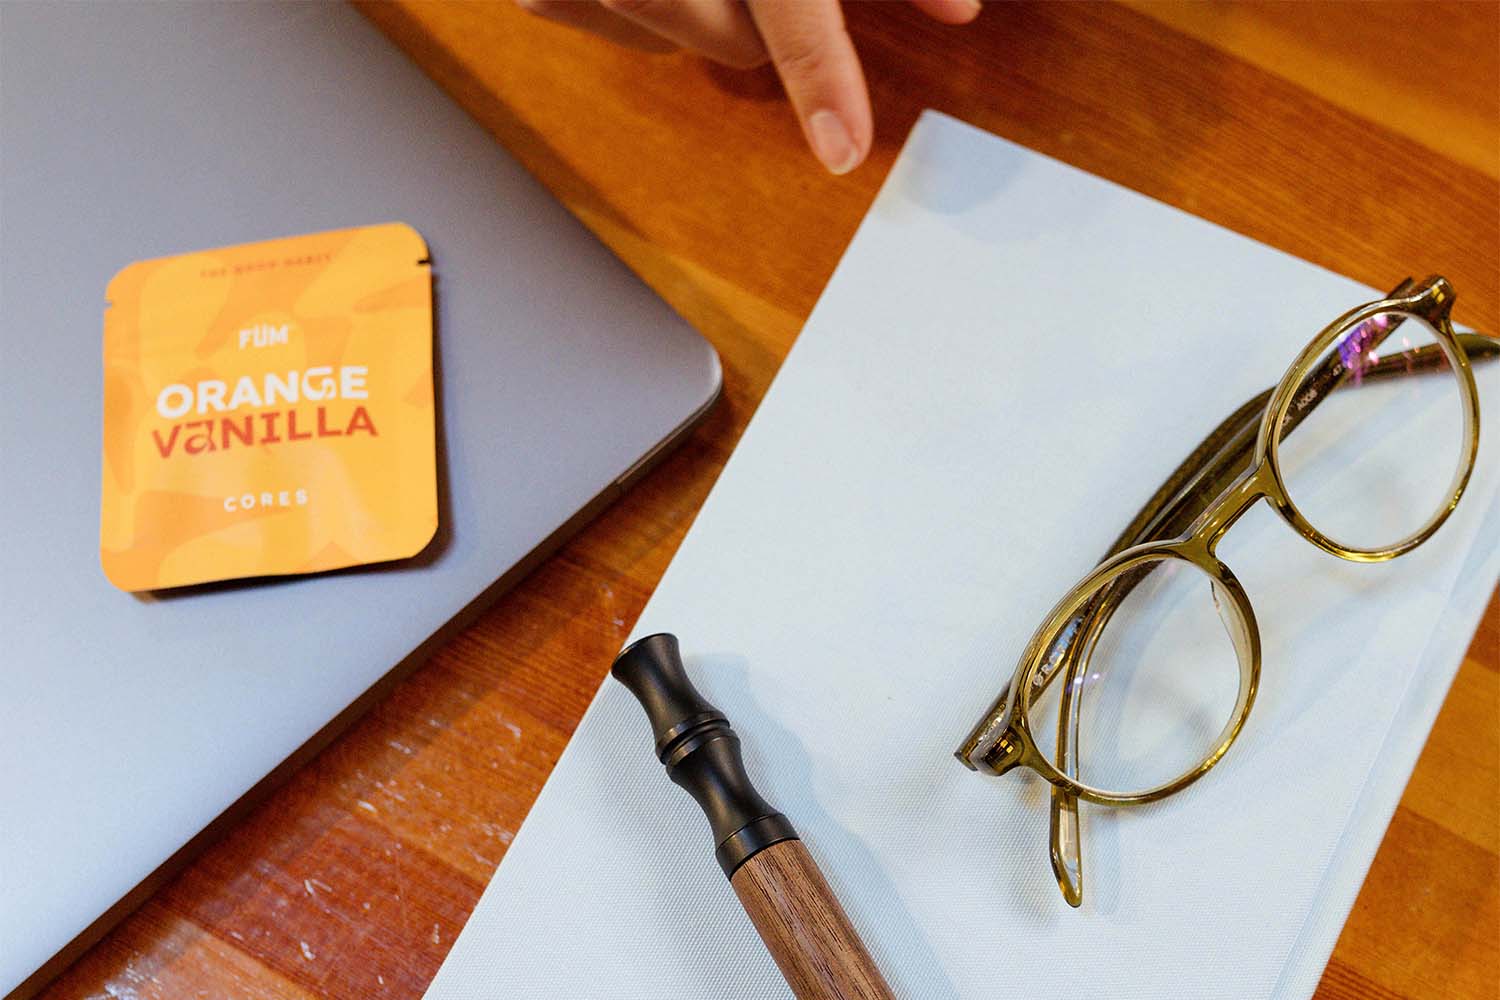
[{"xmin": 0, "ymin": 4, "xmax": 720, "ymax": 997}]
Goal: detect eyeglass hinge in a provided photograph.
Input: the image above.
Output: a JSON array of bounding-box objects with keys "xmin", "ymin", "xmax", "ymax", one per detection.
[{"xmin": 983, "ymin": 732, "xmax": 1025, "ymax": 776}]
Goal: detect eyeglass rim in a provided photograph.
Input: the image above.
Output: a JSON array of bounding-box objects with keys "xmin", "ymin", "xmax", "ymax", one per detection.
[
  {"xmin": 1008, "ymin": 544, "xmax": 1261, "ymax": 806},
  {"xmin": 958, "ymin": 276, "xmax": 1483, "ymax": 802},
  {"xmin": 1258, "ymin": 280, "xmax": 1482, "ymax": 562}
]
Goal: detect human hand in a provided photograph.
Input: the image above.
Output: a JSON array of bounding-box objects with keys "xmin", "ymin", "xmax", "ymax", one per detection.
[{"xmin": 517, "ymin": 0, "xmax": 982, "ymax": 174}]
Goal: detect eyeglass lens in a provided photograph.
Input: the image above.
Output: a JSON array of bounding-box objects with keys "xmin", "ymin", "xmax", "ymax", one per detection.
[
  {"xmin": 1030, "ymin": 555, "xmax": 1244, "ymax": 797},
  {"xmin": 1276, "ymin": 311, "xmax": 1466, "ymax": 552}
]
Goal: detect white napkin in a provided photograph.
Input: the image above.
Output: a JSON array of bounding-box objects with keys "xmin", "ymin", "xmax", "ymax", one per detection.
[{"xmin": 422, "ymin": 111, "xmax": 1500, "ymax": 1000}]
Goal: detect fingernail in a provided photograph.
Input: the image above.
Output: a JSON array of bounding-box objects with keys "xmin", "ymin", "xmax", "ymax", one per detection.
[{"xmin": 807, "ymin": 109, "xmax": 861, "ymax": 175}]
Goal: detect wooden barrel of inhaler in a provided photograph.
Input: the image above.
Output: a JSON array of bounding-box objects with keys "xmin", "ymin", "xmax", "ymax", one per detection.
[{"xmin": 612, "ymin": 633, "xmax": 895, "ymax": 1000}]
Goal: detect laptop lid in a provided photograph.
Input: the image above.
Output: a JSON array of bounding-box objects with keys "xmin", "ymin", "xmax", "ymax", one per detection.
[{"xmin": 0, "ymin": 3, "xmax": 720, "ymax": 996}]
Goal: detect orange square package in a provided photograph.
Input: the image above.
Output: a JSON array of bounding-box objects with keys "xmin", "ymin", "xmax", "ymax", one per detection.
[{"xmin": 100, "ymin": 223, "xmax": 437, "ymax": 591}]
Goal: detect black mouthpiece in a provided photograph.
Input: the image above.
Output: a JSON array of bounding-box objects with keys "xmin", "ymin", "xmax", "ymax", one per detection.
[{"xmin": 612, "ymin": 633, "xmax": 798, "ymax": 877}]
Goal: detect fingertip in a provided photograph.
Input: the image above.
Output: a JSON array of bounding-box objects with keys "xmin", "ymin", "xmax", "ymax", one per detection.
[
  {"xmin": 748, "ymin": 0, "xmax": 872, "ymax": 174},
  {"xmin": 912, "ymin": 0, "xmax": 982, "ymax": 26},
  {"xmin": 799, "ymin": 48, "xmax": 873, "ymax": 174},
  {"xmin": 807, "ymin": 109, "xmax": 864, "ymax": 174}
]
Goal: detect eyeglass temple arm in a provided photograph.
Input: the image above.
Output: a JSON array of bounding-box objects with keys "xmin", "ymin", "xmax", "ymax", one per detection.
[{"xmin": 1045, "ymin": 280, "xmax": 1500, "ymax": 906}]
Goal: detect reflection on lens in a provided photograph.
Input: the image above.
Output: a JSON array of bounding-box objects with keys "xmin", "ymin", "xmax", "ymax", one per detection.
[
  {"xmin": 1276, "ymin": 311, "xmax": 1465, "ymax": 552},
  {"xmin": 1031, "ymin": 555, "xmax": 1245, "ymax": 797}
]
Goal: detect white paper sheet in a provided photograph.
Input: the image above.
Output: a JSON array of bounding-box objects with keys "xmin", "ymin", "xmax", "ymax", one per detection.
[{"xmin": 422, "ymin": 111, "xmax": 1500, "ymax": 1000}]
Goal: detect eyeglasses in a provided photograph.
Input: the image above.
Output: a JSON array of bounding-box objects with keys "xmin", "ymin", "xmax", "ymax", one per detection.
[{"xmin": 956, "ymin": 276, "xmax": 1498, "ymax": 907}]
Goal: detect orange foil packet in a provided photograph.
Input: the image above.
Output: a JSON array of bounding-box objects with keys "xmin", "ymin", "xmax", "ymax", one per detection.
[{"xmin": 100, "ymin": 223, "xmax": 437, "ymax": 591}]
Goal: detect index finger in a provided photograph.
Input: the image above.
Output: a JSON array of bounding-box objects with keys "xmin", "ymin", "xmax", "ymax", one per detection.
[{"xmin": 747, "ymin": 0, "xmax": 871, "ymax": 174}]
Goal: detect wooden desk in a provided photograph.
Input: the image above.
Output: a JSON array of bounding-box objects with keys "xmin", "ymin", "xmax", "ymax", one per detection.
[{"xmin": 38, "ymin": 3, "xmax": 1497, "ymax": 998}]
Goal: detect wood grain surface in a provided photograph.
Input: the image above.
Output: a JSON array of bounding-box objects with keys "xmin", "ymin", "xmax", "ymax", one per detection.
[
  {"xmin": 731, "ymin": 840, "xmax": 895, "ymax": 1000},
  {"xmin": 34, "ymin": 2, "xmax": 1498, "ymax": 999}
]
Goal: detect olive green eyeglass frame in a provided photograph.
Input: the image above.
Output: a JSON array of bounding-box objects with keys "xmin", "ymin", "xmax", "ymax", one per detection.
[{"xmin": 956, "ymin": 275, "xmax": 1498, "ymax": 907}]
